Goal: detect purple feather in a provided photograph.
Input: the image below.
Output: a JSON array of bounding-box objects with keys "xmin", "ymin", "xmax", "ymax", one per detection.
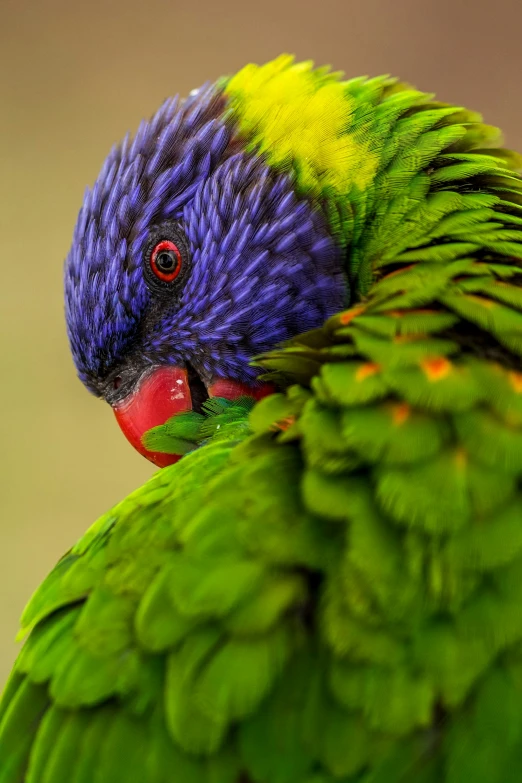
[{"xmin": 64, "ymin": 79, "xmax": 347, "ymax": 395}]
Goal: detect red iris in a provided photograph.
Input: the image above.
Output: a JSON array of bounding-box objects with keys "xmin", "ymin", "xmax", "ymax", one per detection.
[{"xmin": 150, "ymin": 240, "xmax": 182, "ymax": 282}]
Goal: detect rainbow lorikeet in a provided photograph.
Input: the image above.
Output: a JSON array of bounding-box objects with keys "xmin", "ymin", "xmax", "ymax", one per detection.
[{"xmin": 2, "ymin": 54, "xmax": 522, "ymax": 783}]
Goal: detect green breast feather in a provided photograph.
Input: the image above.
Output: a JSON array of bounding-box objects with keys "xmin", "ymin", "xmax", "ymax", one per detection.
[{"xmin": 2, "ymin": 55, "xmax": 522, "ymax": 783}]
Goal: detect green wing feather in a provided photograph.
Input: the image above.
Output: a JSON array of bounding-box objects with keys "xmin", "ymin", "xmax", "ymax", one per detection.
[{"xmin": 2, "ymin": 59, "xmax": 522, "ymax": 782}]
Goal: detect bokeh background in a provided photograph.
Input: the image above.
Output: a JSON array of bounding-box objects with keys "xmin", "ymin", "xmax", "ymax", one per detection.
[{"xmin": 1, "ymin": 0, "xmax": 522, "ymax": 685}]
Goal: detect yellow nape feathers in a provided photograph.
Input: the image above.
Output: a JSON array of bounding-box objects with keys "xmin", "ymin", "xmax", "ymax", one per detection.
[{"xmin": 224, "ymin": 54, "xmax": 378, "ymax": 198}]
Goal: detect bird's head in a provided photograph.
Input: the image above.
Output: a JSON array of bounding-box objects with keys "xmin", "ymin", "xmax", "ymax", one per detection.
[{"xmin": 65, "ymin": 57, "xmax": 352, "ymax": 466}]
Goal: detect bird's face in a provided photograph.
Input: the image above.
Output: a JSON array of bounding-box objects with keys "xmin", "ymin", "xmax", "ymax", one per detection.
[{"xmin": 65, "ymin": 79, "xmax": 346, "ymax": 466}]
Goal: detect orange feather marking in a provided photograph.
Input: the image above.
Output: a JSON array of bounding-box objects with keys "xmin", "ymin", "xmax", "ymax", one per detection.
[
  {"xmin": 508, "ymin": 371, "xmax": 522, "ymax": 394},
  {"xmin": 355, "ymin": 362, "xmax": 381, "ymax": 381},
  {"xmin": 270, "ymin": 415, "xmax": 296, "ymax": 432},
  {"xmin": 421, "ymin": 357, "xmax": 452, "ymax": 381},
  {"xmin": 340, "ymin": 306, "xmax": 366, "ymax": 325},
  {"xmin": 391, "ymin": 402, "xmax": 410, "ymax": 425}
]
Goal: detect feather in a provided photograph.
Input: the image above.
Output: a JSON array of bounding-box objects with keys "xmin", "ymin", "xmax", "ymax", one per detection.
[{"xmin": 0, "ymin": 679, "xmax": 49, "ymax": 783}]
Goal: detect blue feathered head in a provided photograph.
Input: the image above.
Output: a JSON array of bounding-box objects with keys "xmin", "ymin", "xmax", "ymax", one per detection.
[{"xmin": 64, "ymin": 74, "xmax": 346, "ymax": 464}]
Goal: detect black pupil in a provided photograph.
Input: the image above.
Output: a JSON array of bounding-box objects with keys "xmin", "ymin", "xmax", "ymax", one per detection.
[{"xmin": 156, "ymin": 250, "xmax": 176, "ymax": 272}]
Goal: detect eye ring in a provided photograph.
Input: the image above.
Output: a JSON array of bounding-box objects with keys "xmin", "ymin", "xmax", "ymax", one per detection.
[
  {"xmin": 143, "ymin": 221, "xmax": 190, "ymax": 294},
  {"xmin": 150, "ymin": 240, "xmax": 183, "ymax": 283}
]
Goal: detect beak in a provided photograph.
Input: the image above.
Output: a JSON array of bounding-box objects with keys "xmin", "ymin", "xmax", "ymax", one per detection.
[
  {"xmin": 112, "ymin": 366, "xmax": 274, "ymax": 468},
  {"xmin": 112, "ymin": 366, "xmax": 192, "ymax": 467}
]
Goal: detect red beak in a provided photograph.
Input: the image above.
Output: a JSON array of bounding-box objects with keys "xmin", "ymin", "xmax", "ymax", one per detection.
[{"xmin": 112, "ymin": 366, "xmax": 274, "ymax": 468}]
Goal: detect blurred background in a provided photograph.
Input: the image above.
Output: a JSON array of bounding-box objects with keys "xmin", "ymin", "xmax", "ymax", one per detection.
[{"xmin": 1, "ymin": 0, "xmax": 522, "ymax": 685}]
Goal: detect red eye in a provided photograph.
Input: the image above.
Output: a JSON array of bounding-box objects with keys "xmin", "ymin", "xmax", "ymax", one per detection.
[{"xmin": 150, "ymin": 240, "xmax": 182, "ymax": 282}]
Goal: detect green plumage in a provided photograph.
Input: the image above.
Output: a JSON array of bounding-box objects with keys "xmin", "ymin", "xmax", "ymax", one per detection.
[{"xmin": 3, "ymin": 57, "xmax": 522, "ymax": 782}]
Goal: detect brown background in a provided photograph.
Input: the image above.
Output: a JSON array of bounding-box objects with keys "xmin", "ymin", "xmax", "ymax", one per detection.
[{"xmin": 1, "ymin": 0, "xmax": 521, "ymax": 685}]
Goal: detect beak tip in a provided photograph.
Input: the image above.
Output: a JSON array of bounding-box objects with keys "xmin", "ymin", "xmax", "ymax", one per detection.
[
  {"xmin": 147, "ymin": 451, "xmax": 182, "ymax": 468},
  {"xmin": 113, "ymin": 366, "xmax": 192, "ymax": 464}
]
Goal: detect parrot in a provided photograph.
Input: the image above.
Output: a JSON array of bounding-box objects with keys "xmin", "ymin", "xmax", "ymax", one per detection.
[{"xmin": 2, "ymin": 52, "xmax": 522, "ymax": 783}]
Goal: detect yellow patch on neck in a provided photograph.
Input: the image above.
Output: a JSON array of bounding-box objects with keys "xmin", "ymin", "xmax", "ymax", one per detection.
[{"xmin": 224, "ymin": 55, "xmax": 378, "ymax": 198}]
